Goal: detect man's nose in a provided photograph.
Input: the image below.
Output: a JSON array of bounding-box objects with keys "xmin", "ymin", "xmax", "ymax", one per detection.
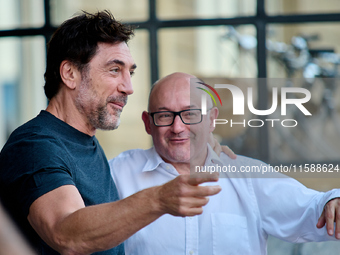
[
  {"xmin": 171, "ymin": 115, "xmax": 186, "ymax": 133},
  {"xmin": 118, "ymin": 72, "xmax": 134, "ymax": 95}
]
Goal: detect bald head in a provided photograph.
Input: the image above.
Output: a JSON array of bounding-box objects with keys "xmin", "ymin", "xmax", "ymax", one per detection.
[{"xmin": 148, "ymin": 72, "xmax": 213, "ymax": 112}]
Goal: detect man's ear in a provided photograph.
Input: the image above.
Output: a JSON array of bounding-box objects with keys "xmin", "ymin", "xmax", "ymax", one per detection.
[
  {"xmin": 142, "ymin": 111, "xmax": 152, "ymax": 135},
  {"xmin": 59, "ymin": 60, "xmax": 80, "ymax": 90},
  {"xmin": 209, "ymin": 107, "xmax": 219, "ymax": 133}
]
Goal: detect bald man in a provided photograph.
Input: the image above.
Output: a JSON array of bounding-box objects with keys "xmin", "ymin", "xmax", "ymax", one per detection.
[{"xmin": 109, "ymin": 72, "xmax": 340, "ymax": 255}]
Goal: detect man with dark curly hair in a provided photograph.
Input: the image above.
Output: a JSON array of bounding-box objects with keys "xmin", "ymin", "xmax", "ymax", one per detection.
[{"xmin": 0, "ymin": 11, "xmax": 222, "ymax": 255}]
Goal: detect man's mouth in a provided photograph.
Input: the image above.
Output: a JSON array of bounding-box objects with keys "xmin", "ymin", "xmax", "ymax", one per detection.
[
  {"xmin": 107, "ymin": 95, "xmax": 128, "ymax": 111},
  {"xmin": 169, "ymin": 137, "xmax": 190, "ymax": 143},
  {"xmin": 109, "ymin": 102, "xmax": 125, "ymax": 110}
]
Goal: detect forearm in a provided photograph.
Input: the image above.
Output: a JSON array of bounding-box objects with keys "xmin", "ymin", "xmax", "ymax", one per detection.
[
  {"xmin": 32, "ymin": 186, "xmax": 163, "ymax": 255},
  {"xmin": 28, "ymin": 175, "xmax": 220, "ymax": 254}
]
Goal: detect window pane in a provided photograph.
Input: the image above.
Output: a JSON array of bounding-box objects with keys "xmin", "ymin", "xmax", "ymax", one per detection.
[
  {"xmin": 96, "ymin": 29, "xmax": 152, "ymax": 158},
  {"xmin": 50, "ymin": 0, "xmax": 148, "ymax": 25},
  {"xmin": 0, "ymin": 36, "xmax": 46, "ymax": 148},
  {"xmin": 267, "ymin": 23, "xmax": 340, "ymax": 78},
  {"xmin": 159, "ymin": 25, "xmax": 257, "ymax": 79},
  {"xmin": 0, "ymin": 0, "xmax": 44, "ymax": 30},
  {"xmin": 266, "ymin": 78, "xmax": 340, "ymax": 165},
  {"xmin": 266, "ymin": 0, "xmax": 340, "ymax": 15},
  {"xmin": 265, "ymin": 23, "xmax": 340, "ymax": 164},
  {"xmin": 157, "ymin": 0, "xmax": 256, "ymax": 20}
]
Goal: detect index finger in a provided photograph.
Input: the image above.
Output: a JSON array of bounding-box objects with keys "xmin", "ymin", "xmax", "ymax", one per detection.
[
  {"xmin": 191, "ymin": 185, "xmax": 222, "ymax": 197},
  {"xmin": 188, "ymin": 173, "xmax": 219, "ymax": 185},
  {"xmin": 325, "ymin": 202, "xmax": 335, "ymax": 236}
]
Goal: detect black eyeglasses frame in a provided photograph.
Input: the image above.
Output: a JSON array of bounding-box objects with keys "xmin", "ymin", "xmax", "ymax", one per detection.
[{"xmin": 149, "ymin": 109, "xmax": 203, "ymax": 127}]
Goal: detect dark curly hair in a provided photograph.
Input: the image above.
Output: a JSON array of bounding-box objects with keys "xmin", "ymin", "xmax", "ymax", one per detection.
[{"xmin": 44, "ymin": 10, "xmax": 135, "ymax": 100}]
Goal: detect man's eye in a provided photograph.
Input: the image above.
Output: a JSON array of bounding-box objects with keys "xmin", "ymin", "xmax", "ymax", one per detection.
[
  {"xmin": 158, "ymin": 113, "xmax": 172, "ymax": 119},
  {"xmin": 130, "ymin": 71, "xmax": 135, "ymax": 77},
  {"xmin": 111, "ymin": 68, "xmax": 119, "ymax": 73},
  {"xmin": 183, "ymin": 112, "xmax": 196, "ymax": 117}
]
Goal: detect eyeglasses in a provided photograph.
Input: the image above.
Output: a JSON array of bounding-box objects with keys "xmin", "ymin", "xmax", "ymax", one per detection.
[{"xmin": 149, "ymin": 109, "xmax": 203, "ymax": 127}]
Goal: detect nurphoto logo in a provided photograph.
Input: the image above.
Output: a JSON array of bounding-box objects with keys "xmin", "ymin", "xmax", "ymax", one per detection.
[
  {"xmin": 197, "ymin": 82, "xmax": 222, "ymax": 114},
  {"xmin": 198, "ymin": 81, "xmax": 312, "ymax": 128}
]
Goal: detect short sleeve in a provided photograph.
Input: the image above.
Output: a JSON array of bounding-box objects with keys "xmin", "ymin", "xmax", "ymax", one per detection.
[
  {"xmin": 0, "ymin": 132, "xmax": 76, "ymax": 218},
  {"xmin": 19, "ymin": 167, "xmax": 75, "ymax": 216}
]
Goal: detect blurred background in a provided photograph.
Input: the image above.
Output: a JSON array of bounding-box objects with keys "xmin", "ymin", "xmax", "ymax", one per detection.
[{"xmin": 1, "ymin": 1, "xmax": 340, "ymax": 253}]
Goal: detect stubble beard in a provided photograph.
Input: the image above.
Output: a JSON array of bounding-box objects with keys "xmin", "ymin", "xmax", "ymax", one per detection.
[
  {"xmin": 75, "ymin": 74, "xmax": 127, "ymax": 131},
  {"xmin": 92, "ymin": 100, "xmax": 122, "ymax": 130},
  {"xmin": 161, "ymin": 133, "xmax": 192, "ymax": 163}
]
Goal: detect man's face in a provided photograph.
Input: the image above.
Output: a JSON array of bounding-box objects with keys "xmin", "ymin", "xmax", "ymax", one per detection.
[
  {"xmin": 75, "ymin": 42, "xmax": 136, "ymax": 130},
  {"xmin": 143, "ymin": 74, "xmax": 217, "ymax": 164}
]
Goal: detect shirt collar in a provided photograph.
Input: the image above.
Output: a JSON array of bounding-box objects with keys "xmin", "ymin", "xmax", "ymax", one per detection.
[
  {"xmin": 141, "ymin": 147, "xmax": 165, "ymax": 172},
  {"xmin": 204, "ymin": 143, "xmax": 224, "ymax": 167}
]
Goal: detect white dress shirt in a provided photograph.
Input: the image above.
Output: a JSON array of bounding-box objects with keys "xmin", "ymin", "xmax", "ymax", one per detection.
[{"xmin": 109, "ymin": 145, "xmax": 340, "ymax": 255}]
